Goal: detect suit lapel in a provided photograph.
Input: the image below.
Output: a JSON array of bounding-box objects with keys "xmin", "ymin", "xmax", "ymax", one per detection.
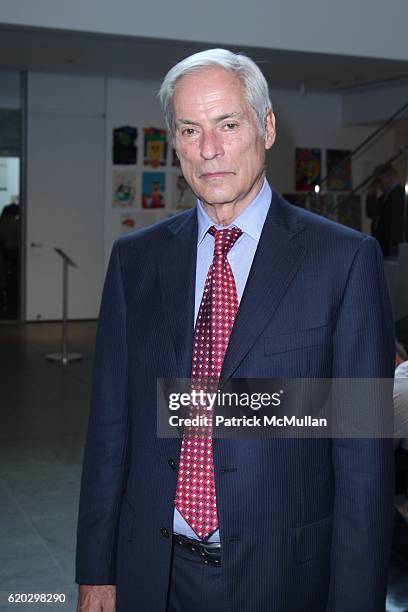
[
  {"xmin": 221, "ymin": 192, "xmax": 307, "ymax": 381},
  {"xmin": 159, "ymin": 193, "xmax": 307, "ymax": 382},
  {"xmin": 159, "ymin": 209, "xmax": 198, "ymax": 378}
]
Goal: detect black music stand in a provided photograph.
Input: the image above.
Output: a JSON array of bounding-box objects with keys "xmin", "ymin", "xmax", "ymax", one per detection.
[{"xmin": 46, "ymin": 247, "xmax": 83, "ymax": 365}]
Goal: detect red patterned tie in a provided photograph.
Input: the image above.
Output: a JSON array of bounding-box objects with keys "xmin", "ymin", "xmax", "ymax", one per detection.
[{"xmin": 174, "ymin": 225, "xmax": 242, "ymax": 540}]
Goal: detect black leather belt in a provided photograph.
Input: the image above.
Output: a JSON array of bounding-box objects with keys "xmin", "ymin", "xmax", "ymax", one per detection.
[{"xmin": 173, "ymin": 533, "xmax": 221, "ymax": 566}]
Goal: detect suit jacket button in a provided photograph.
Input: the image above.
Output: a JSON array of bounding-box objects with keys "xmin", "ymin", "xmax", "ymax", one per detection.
[
  {"xmin": 160, "ymin": 526, "xmax": 170, "ymax": 538},
  {"xmin": 168, "ymin": 458, "xmax": 177, "ymax": 470}
]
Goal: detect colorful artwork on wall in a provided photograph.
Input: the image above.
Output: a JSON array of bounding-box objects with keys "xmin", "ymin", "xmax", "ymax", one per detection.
[
  {"xmin": 112, "ymin": 170, "xmax": 136, "ymax": 207},
  {"xmin": 295, "ymin": 148, "xmax": 321, "ymax": 191},
  {"xmin": 113, "ymin": 126, "xmax": 138, "ymax": 165},
  {"xmin": 142, "ymin": 172, "xmax": 166, "ymax": 209},
  {"xmin": 143, "ymin": 128, "xmax": 168, "ymax": 167},
  {"xmin": 120, "ymin": 211, "xmax": 172, "ymax": 234},
  {"xmin": 121, "ymin": 213, "xmax": 137, "ymax": 233}
]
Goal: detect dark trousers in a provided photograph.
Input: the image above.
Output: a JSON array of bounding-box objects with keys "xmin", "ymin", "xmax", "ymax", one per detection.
[{"xmin": 166, "ymin": 540, "xmax": 225, "ymax": 612}]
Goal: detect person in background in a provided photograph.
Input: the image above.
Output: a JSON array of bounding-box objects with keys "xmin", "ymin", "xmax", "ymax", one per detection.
[
  {"xmin": 0, "ymin": 200, "xmax": 20, "ymax": 315},
  {"xmin": 393, "ymin": 341, "xmax": 408, "ymax": 562},
  {"xmin": 366, "ymin": 163, "xmax": 406, "ymax": 257},
  {"xmin": 395, "ymin": 341, "xmax": 408, "ymax": 452}
]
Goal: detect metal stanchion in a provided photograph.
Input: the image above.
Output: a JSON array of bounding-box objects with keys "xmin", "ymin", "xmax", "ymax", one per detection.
[{"xmin": 46, "ymin": 247, "xmax": 82, "ymax": 365}]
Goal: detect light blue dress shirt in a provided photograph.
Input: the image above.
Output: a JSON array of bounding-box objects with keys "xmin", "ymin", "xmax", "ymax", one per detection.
[{"xmin": 173, "ymin": 178, "xmax": 273, "ymax": 543}]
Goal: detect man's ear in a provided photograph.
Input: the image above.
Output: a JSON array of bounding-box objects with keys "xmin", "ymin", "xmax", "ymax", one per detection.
[{"xmin": 264, "ymin": 108, "xmax": 276, "ymax": 150}]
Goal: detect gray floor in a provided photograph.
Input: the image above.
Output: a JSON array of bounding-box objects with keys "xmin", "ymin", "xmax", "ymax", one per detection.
[
  {"xmin": 0, "ymin": 322, "xmax": 93, "ymax": 611},
  {"xmin": 0, "ymin": 322, "xmax": 407, "ymax": 611}
]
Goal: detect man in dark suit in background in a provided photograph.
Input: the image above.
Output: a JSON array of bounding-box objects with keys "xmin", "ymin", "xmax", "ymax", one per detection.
[
  {"xmin": 366, "ymin": 162, "xmax": 406, "ymax": 257},
  {"xmin": 76, "ymin": 49, "xmax": 395, "ymax": 611}
]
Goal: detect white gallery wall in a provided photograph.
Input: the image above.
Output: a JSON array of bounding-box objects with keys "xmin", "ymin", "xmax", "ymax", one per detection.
[
  {"xmin": 26, "ymin": 72, "xmax": 105, "ymax": 320},
  {"xmin": 1, "ymin": 0, "xmax": 408, "ymax": 62},
  {"xmin": 26, "ymin": 71, "xmax": 392, "ymax": 320}
]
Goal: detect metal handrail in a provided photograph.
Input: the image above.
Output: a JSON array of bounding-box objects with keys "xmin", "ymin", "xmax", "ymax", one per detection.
[{"xmin": 343, "ymin": 146, "xmax": 406, "ymax": 198}]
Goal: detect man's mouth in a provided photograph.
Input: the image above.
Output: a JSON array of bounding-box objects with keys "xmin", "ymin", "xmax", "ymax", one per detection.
[{"xmin": 200, "ymin": 171, "xmax": 234, "ymax": 179}]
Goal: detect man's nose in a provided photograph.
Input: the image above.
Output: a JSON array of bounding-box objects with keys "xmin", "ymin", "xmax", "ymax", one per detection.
[{"xmin": 200, "ymin": 130, "xmax": 224, "ymax": 160}]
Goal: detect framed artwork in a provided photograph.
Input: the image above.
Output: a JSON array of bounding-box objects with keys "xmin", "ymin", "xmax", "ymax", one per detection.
[
  {"xmin": 295, "ymin": 148, "xmax": 321, "ymax": 191},
  {"xmin": 113, "ymin": 170, "xmax": 136, "ymax": 207},
  {"xmin": 113, "ymin": 126, "xmax": 137, "ymax": 164},
  {"xmin": 143, "ymin": 128, "xmax": 168, "ymax": 167},
  {"xmin": 142, "ymin": 172, "xmax": 166, "ymax": 209},
  {"xmin": 326, "ymin": 149, "xmax": 352, "ymax": 191}
]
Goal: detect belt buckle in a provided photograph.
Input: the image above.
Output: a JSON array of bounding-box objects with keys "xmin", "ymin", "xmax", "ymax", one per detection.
[
  {"xmin": 200, "ymin": 544, "xmax": 221, "ymax": 566},
  {"xmin": 174, "ymin": 535, "xmax": 221, "ymax": 566}
]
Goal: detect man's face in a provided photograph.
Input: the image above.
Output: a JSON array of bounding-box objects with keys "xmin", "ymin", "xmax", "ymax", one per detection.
[{"xmin": 172, "ymin": 67, "xmax": 275, "ymax": 210}]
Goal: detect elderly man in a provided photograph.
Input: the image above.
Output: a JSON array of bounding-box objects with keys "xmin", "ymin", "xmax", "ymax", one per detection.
[{"xmin": 76, "ymin": 49, "xmax": 395, "ymax": 611}]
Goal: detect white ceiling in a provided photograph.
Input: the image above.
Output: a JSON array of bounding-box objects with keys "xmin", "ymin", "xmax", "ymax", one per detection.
[{"xmin": 1, "ymin": 25, "xmax": 408, "ymax": 93}]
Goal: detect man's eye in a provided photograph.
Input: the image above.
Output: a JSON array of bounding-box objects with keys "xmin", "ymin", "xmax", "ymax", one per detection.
[
  {"xmin": 223, "ymin": 123, "xmax": 238, "ymax": 131},
  {"xmin": 181, "ymin": 127, "xmax": 197, "ymax": 136}
]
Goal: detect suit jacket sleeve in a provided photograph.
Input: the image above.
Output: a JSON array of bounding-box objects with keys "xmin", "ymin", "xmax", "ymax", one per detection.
[
  {"xmin": 76, "ymin": 240, "xmax": 129, "ymax": 584},
  {"xmin": 327, "ymin": 236, "xmax": 395, "ymax": 611}
]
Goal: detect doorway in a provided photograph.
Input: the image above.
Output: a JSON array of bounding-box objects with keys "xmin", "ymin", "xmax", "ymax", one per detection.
[{"xmin": 0, "ymin": 75, "xmax": 23, "ymax": 321}]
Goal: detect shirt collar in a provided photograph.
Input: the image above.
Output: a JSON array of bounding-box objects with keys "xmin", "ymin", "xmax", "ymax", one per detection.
[{"xmin": 196, "ymin": 178, "xmax": 272, "ymax": 246}]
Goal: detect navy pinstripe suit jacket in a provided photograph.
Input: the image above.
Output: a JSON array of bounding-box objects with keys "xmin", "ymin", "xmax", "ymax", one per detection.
[{"xmin": 76, "ymin": 191, "xmax": 395, "ymax": 612}]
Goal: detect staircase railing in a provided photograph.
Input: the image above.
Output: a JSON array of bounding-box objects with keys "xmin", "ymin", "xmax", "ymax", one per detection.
[
  {"xmin": 320, "ymin": 146, "xmax": 407, "ymax": 218},
  {"xmin": 318, "ymin": 99, "xmax": 408, "ymax": 192},
  {"xmin": 307, "ymin": 96, "xmax": 408, "ymax": 245}
]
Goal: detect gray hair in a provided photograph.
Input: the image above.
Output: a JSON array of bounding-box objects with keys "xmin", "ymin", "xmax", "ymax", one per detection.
[{"xmin": 158, "ymin": 48, "xmax": 273, "ymax": 140}]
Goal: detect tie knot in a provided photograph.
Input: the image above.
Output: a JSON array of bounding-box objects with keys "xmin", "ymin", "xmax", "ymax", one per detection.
[{"xmin": 208, "ymin": 226, "xmax": 242, "ymax": 256}]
